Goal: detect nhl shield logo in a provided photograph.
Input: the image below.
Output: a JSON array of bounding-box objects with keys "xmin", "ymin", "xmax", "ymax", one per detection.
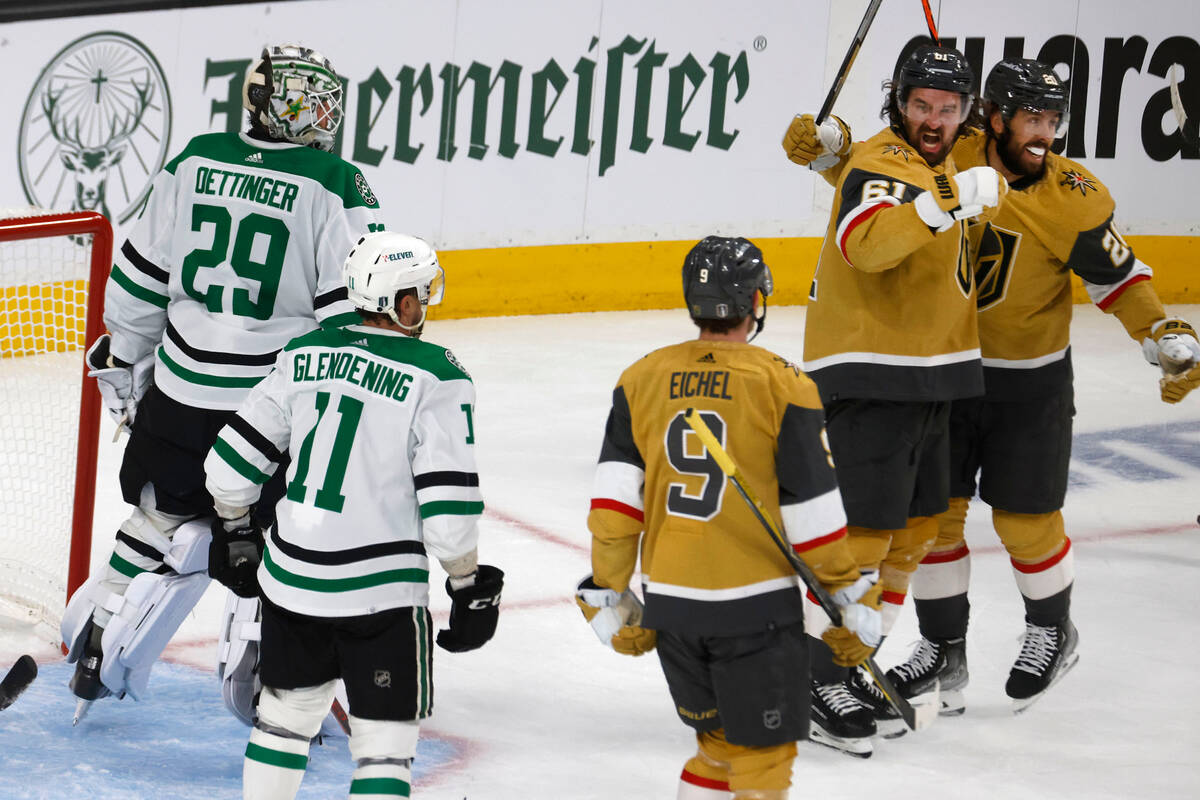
[
  {"xmin": 18, "ymin": 32, "xmax": 172, "ymax": 224},
  {"xmin": 374, "ymin": 669, "xmax": 392, "ymax": 688},
  {"xmin": 762, "ymin": 708, "xmax": 781, "ymax": 730}
]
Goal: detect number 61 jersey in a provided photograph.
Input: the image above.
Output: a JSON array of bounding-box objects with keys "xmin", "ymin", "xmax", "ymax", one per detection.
[
  {"xmin": 587, "ymin": 340, "xmax": 860, "ymax": 638},
  {"xmin": 103, "ymin": 131, "xmax": 383, "ymax": 410},
  {"xmin": 204, "ymin": 324, "xmax": 482, "ymax": 617}
]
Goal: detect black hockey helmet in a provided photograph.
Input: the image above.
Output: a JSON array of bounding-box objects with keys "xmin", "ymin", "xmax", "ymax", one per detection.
[
  {"xmin": 682, "ymin": 236, "xmax": 773, "ymax": 335},
  {"xmin": 896, "ymin": 44, "xmax": 975, "ymax": 99},
  {"xmin": 984, "ymin": 58, "xmax": 1069, "ymax": 120}
]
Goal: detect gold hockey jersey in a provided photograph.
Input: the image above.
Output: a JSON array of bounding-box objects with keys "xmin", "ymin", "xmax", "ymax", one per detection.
[
  {"xmin": 588, "ymin": 340, "xmax": 860, "ymax": 637},
  {"xmin": 803, "ymin": 127, "xmax": 984, "ymax": 404},
  {"xmin": 954, "ymin": 130, "xmax": 1164, "ymax": 398}
]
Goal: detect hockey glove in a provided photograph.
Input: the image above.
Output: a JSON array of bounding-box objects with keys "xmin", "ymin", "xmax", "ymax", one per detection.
[
  {"xmin": 208, "ymin": 517, "xmax": 264, "ymax": 599},
  {"xmin": 821, "ymin": 571, "xmax": 883, "ymax": 667},
  {"xmin": 575, "ymin": 575, "xmax": 657, "ymax": 656},
  {"xmin": 86, "ymin": 334, "xmax": 154, "ymax": 429},
  {"xmin": 1161, "ymin": 362, "xmax": 1200, "ymax": 404},
  {"xmin": 782, "ymin": 113, "xmax": 851, "ymax": 171},
  {"xmin": 1142, "ymin": 318, "xmax": 1200, "ymax": 376},
  {"xmin": 437, "ymin": 564, "xmax": 504, "ymax": 652},
  {"xmin": 913, "ymin": 166, "xmax": 1008, "ymax": 233}
]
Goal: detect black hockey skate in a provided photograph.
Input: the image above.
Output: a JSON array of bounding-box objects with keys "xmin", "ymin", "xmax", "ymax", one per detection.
[
  {"xmin": 1006, "ymin": 619, "xmax": 1079, "ymax": 714},
  {"xmin": 69, "ymin": 624, "xmax": 111, "ymax": 725},
  {"xmin": 885, "ymin": 636, "xmax": 967, "ymax": 715},
  {"xmin": 847, "ymin": 666, "xmax": 907, "ymax": 739},
  {"xmin": 809, "ymin": 680, "xmax": 875, "ymax": 758}
]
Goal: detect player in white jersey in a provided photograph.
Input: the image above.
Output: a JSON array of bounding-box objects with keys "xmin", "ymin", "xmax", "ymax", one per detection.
[
  {"xmin": 61, "ymin": 43, "xmax": 385, "ymax": 722},
  {"xmin": 205, "ymin": 231, "xmax": 502, "ymax": 800}
]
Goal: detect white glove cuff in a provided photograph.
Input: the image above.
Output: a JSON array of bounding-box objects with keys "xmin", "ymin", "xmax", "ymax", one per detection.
[
  {"xmin": 840, "ymin": 604, "xmax": 882, "ymax": 648},
  {"xmin": 913, "ymin": 191, "xmax": 956, "ymax": 233}
]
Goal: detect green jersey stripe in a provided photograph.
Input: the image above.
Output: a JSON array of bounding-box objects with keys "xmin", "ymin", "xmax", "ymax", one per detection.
[
  {"xmin": 158, "ymin": 346, "xmax": 264, "ymax": 388},
  {"xmin": 245, "ymin": 742, "xmax": 308, "ymax": 771},
  {"xmin": 108, "ymin": 552, "xmax": 151, "ymax": 579},
  {"xmin": 349, "ymin": 777, "xmax": 411, "ymax": 796},
  {"xmin": 320, "ymin": 311, "xmax": 361, "ymax": 329},
  {"xmin": 213, "ymin": 436, "xmax": 272, "ymax": 485},
  {"xmin": 418, "ymin": 500, "xmax": 485, "ymax": 519},
  {"xmin": 263, "ymin": 547, "xmax": 429, "ymax": 593},
  {"xmin": 111, "ymin": 264, "xmax": 169, "ymax": 309}
]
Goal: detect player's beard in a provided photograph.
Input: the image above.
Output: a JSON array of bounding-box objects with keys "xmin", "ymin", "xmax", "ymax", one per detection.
[
  {"xmin": 996, "ymin": 128, "xmax": 1051, "ymax": 180},
  {"xmin": 907, "ymin": 121, "xmax": 956, "ymax": 167}
]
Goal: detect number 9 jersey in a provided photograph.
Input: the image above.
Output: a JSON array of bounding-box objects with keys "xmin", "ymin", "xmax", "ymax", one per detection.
[
  {"xmin": 102, "ymin": 131, "xmax": 383, "ymax": 410},
  {"xmin": 587, "ymin": 340, "xmax": 861, "ymax": 638}
]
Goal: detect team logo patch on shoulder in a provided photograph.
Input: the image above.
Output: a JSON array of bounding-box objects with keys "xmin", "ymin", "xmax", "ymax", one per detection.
[
  {"xmin": 355, "ymin": 172, "xmax": 378, "ymax": 206},
  {"xmin": 883, "ymin": 144, "xmax": 912, "ymax": 161},
  {"xmin": 445, "ymin": 348, "xmax": 470, "ymax": 377},
  {"xmin": 772, "ymin": 355, "xmax": 801, "ymax": 376},
  {"xmin": 1060, "ymin": 169, "xmax": 1097, "ymax": 196}
]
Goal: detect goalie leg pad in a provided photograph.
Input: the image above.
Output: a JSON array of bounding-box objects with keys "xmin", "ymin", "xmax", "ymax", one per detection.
[
  {"xmin": 218, "ymin": 591, "xmax": 263, "ymax": 727},
  {"xmin": 61, "ymin": 576, "xmax": 126, "ymax": 663},
  {"xmin": 98, "ymin": 569, "xmax": 211, "ymax": 699},
  {"xmin": 162, "ymin": 519, "xmax": 214, "ymax": 575}
]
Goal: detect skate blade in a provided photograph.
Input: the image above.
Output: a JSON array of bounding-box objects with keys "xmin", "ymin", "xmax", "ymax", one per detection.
[
  {"xmin": 875, "ymin": 718, "xmax": 908, "ymax": 739},
  {"xmin": 73, "ymin": 698, "xmax": 93, "ymax": 726},
  {"xmin": 938, "ymin": 688, "xmax": 966, "ymax": 716},
  {"xmin": 809, "ymin": 727, "xmax": 874, "ymax": 758},
  {"xmin": 1011, "ymin": 652, "xmax": 1080, "ymax": 715}
]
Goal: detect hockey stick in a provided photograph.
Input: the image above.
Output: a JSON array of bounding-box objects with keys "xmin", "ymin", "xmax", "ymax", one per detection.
[
  {"xmin": 1170, "ymin": 65, "xmax": 1198, "ymax": 147},
  {"xmin": 682, "ymin": 409, "xmax": 936, "ymax": 732},
  {"xmin": 920, "ymin": 0, "xmax": 941, "ymax": 46},
  {"xmin": 815, "ymin": 0, "xmax": 885, "ymax": 124},
  {"xmin": 0, "ymin": 655, "xmax": 37, "ymax": 711}
]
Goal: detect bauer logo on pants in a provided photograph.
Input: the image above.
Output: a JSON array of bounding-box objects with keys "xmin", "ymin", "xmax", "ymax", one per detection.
[{"xmin": 18, "ymin": 32, "xmax": 172, "ymax": 224}]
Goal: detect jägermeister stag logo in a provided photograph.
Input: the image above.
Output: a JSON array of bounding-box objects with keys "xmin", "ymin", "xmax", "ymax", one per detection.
[{"xmin": 18, "ymin": 32, "xmax": 172, "ymax": 223}]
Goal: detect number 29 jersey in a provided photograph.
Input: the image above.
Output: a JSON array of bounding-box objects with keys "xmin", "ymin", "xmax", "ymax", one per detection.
[
  {"xmin": 587, "ymin": 340, "xmax": 860, "ymax": 638},
  {"xmin": 103, "ymin": 132, "xmax": 383, "ymax": 410}
]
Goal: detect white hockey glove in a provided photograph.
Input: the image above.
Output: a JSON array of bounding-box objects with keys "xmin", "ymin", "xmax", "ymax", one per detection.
[
  {"xmin": 86, "ymin": 334, "xmax": 154, "ymax": 430},
  {"xmin": 1141, "ymin": 318, "xmax": 1200, "ymax": 375},
  {"xmin": 782, "ymin": 113, "xmax": 852, "ymax": 171},
  {"xmin": 575, "ymin": 575, "xmax": 656, "ymax": 656},
  {"xmin": 913, "ymin": 166, "xmax": 1008, "ymax": 233},
  {"xmin": 821, "ymin": 570, "xmax": 883, "ymax": 667}
]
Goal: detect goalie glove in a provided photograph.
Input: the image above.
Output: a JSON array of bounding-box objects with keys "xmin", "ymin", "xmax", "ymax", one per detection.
[
  {"xmin": 437, "ymin": 564, "xmax": 504, "ymax": 652},
  {"xmin": 913, "ymin": 166, "xmax": 1008, "ymax": 233},
  {"xmin": 208, "ymin": 516, "xmax": 264, "ymax": 599},
  {"xmin": 86, "ymin": 334, "xmax": 154, "ymax": 429},
  {"xmin": 1142, "ymin": 318, "xmax": 1200, "ymax": 377},
  {"xmin": 820, "ymin": 571, "xmax": 883, "ymax": 667},
  {"xmin": 782, "ymin": 113, "xmax": 851, "ymax": 171},
  {"xmin": 575, "ymin": 575, "xmax": 656, "ymax": 656}
]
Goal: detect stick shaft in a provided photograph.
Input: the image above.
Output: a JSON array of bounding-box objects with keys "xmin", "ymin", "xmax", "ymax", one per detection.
[{"xmin": 816, "ymin": 0, "xmax": 885, "ymax": 124}]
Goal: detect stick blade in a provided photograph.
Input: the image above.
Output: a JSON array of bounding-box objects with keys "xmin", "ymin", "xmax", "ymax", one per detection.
[{"xmin": 0, "ymin": 655, "xmax": 38, "ymax": 711}]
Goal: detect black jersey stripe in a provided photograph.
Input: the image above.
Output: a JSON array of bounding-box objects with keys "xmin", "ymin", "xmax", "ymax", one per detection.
[
  {"xmin": 228, "ymin": 415, "xmax": 286, "ymax": 464},
  {"xmin": 269, "ymin": 523, "xmax": 427, "ymax": 565},
  {"xmin": 121, "ymin": 240, "xmax": 169, "ymax": 284},
  {"xmin": 314, "ymin": 287, "xmax": 349, "ymax": 309},
  {"xmin": 166, "ymin": 321, "xmax": 279, "ymax": 366},
  {"xmin": 413, "ymin": 471, "xmax": 479, "ymax": 490}
]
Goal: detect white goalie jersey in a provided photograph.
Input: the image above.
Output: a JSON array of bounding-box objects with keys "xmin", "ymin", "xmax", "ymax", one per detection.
[
  {"xmin": 204, "ymin": 323, "xmax": 483, "ymax": 617},
  {"xmin": 103, "ymin": 131, "xmax": 383, "ymax": 410}
]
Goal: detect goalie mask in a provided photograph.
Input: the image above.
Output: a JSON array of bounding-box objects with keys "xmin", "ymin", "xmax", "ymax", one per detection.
[
  {"xmin": 682, "ymin": 236, "xmax": 773, "ymax": 340},
  {"xmin": 343, "ymin": 231, "xmax": 445, "ymax": 335},
  {"xmin": 243, "ymin": 44, "xmax": 343, "ymax": 152}
]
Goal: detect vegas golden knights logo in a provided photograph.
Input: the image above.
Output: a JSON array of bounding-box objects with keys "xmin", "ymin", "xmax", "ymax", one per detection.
[
  {"xmin": 974, "ymin": 223, "xmax": 1021, "ymax": 310},
  {"xmin": 19, "ymin": 32, "xmax": 172, "ymax": 224}
]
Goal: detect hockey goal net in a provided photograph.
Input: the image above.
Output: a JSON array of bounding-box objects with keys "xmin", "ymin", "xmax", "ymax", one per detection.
[{"xmin": 0, "ymin": 209, "xmax": 111, "ymax": 644}]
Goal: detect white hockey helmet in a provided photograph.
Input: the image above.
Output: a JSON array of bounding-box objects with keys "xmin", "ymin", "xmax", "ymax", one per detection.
[
  {"xmin": 242, "ymin": 43, "xmax": 343, "ymax": 151},
  {"xmin": 343, "ymin": 231, "xmax": 445, "ymax": 333}
]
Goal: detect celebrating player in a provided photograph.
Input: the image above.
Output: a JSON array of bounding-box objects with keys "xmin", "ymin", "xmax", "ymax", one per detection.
[
  {"xmin": 783, "ymin": 56, "xmax": 1199, "ymax": 720},
  {"xmin": 790, "ymin": 45, "xmax": 1005, "ymax": 753},
  {"xmin": 60, "ymin": 43, "xmax": 384, "ymax": 723},
  {"xmin": 204, "ymin": 230, "xmax": 502, "ymax": 800},
  {"xmin": 579, "ymin": 235, "xmax": 882, "ymax": 795}
]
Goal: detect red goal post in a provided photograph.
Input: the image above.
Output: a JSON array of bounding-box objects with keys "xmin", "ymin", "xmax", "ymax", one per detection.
[{"xmin": 0, "ymin": 209, "xmax": 112, "ymax": 639}]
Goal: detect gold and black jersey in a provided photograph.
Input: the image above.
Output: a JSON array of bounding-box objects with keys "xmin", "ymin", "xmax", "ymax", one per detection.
[
  {"xmin": 588, "ymin": 340, "xmax": 860, "ymax": 637},
  {"xmin": 955, "ymin": 130, "xmax": 1164, "ymax": 398},
  {"xmin": 803, "ymin": 127, "xmax": 984, "ymax": 404}
]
